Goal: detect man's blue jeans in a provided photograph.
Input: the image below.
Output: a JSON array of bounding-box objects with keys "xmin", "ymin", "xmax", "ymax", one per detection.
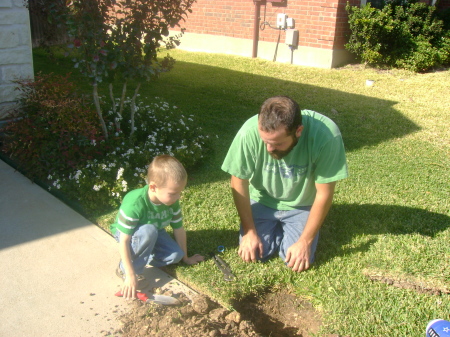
[
  {"xmin": 114, "ymin": 224, "xmax": 184, "ymax": 275},
  {"xmin": 240, "ymin": 200, "xmax": 319, "ymax": 264}
]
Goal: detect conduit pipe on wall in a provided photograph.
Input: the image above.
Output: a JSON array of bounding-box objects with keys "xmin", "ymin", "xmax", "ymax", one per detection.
[{"xmin": 252, "ymin": 0, "xmax": 263, "ymax": 58}]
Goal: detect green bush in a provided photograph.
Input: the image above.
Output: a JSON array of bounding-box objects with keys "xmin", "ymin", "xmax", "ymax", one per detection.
[
  {"xmin": 1, "ymin": 73, "xmax": 105, "ymax": 180},
  {"xmin": 45, "ymin": 97, "xmax": 214, "ymax": 215},
  {"xmin": 0, "ymin": 73, "xmax": 214, "ymax": 216},
  {"xmin": 346, "ymin": 1, "xmax": 450, "ymax": 71}
]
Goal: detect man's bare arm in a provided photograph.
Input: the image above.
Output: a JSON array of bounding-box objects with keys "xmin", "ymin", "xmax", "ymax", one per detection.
[
  {"xmin": 230, "ymin": 175, "xmax": 263, "ymax": 262},
  {"xmin": 285, "ymin": 181, "xmax": 336, "ymax": 272}
]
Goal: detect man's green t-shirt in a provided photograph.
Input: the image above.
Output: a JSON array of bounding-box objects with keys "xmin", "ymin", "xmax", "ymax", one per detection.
[
  {"xmin": 110, "ymin": 185, "xmax": 183, "ymax": 235},
  {"xmin": 221, "ymin": 111, "xmax": 348, "ymax": 210}
]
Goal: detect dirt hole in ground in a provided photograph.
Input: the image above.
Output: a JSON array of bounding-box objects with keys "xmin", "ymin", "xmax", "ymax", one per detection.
[
  {"xmin": 112, "ymin": 289, "xmax": 324, "ymax": 337},
  {"xmin": 232, "ymin": 291, "xmax": 322, "ymax": 337}
]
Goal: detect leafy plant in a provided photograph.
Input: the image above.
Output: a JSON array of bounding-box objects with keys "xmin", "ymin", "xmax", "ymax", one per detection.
[
  {"xmin": 1, "ymin": 73, "xmax": 105, "ymax": 180},
  {"xmin": 46, "ymin": 97, "xmax": 214, "ymax": 215},
  {"xmin": 346, "ymin": 1, "xmax": 450, "ymax": 71},
  {"xmin": 0, "ymin": 70, "xmax": 214, "ymax": 216},
  {"xmin": 55, "ymin": 0, "xmax": 196, "ymax": 140}
]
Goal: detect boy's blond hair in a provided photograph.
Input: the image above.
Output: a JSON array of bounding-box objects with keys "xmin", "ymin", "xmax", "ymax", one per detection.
[{"xmin": 147, "ymin": 155, "xmax": 187, "ymax": 187}]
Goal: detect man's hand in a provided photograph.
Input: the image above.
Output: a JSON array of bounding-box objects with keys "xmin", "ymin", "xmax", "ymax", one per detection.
[
  {"xmin": 121, "ymin": 274, "xmax": 138, "ymax": 300},
  {"xmin": 183, "ymin": 254, "xmax": 205, "ymax": 265},
  {"xmin": 238, "ymin": 231, "xmax": 263, "ymax": 262},
  {"xmin": 285, "ymin": 239, "xmax": 311, "ymax": 272}
]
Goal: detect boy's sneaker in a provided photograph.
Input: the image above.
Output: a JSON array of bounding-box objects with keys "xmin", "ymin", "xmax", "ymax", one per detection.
[{"xmin": 116, "ymin": 266, "xmax": 150, "ymax": 290}]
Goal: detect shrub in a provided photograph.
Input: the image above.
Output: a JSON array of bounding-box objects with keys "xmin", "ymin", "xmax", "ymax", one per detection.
[
  {"xmin": 346, "ymin": 1, "xmax": 450, "ymax": 71},
  {"xmin": 1, "ymin": 73, "xmax": 214, "ymax": 216},
  {"xmin": 1, "ymin": 73, "xmax": 105, "ymax": 180},
  {"xmin": 46, "ymin": 97, "xmax": 214, "ymax": 215}
]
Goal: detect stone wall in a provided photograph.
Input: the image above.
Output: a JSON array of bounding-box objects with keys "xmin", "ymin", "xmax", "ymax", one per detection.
[{"xmin": 0, "ymin": 0, "xmax": 34, "ymax": 120}]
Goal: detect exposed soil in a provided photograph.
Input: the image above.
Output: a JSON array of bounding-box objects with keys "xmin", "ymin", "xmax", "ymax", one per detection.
[
  {"xmin": 110, "ymin": 288, "xmax": 336, "ymax": 337},
  {"xmin": 363, "ymin": 270, "xmax": 450, "ymax": 296}
]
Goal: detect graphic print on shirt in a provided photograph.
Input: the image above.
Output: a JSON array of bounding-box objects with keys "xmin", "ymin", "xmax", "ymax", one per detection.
[
  {"xmin": 147, "ymin": 208, "xmax": 174, "ymax": 220},
  {"xmin": 264, "ymin": 162, "xmax": 308, "ymax": 179}
]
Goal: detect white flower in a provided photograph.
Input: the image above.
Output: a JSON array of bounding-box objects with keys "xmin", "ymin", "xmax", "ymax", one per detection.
[
  {"xmin": 117, "ymin": 167, "xmax": 125, "ymax": 180},
  {"xmin": 93, "ymin": 185, "xmax": 101, "ymax": 191},
  {"xmin": 47, "ymin": 174, "xmax": 53, "ymax": 180},
  {"xmin": 74, "ymin": 170, "xmax": 82, "ymax": 180},
  {"xmin": 121, "ymin": 180, "xmax": 128, "ymax": 192}
]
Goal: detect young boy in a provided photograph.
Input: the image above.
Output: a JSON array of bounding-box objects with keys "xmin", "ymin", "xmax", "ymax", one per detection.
[{"xmin": 110, "ymin": 155, "xmax": 204, "ymax": 299}]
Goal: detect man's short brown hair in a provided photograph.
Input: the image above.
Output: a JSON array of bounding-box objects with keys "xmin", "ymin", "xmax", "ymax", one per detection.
[{"xmin": 258, "ymin": 96, "xmax": 302, "ymax": 134}]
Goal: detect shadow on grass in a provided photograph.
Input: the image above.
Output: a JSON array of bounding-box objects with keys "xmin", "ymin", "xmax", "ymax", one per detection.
[
  {"xmin": 11, "ymin": 50, "xmax": 424, "ymax": 251},
  {"xmin": 147, "ymin": 60, "xmax": 421, "ymax": 151},
  {"xmin": 33, "ymin": 50, "xmax": 422, "ymax": 183},
  {"xmin": 185, "ymin": 204, "xmax": 449, "ymax": 266},
  {"xmin": 141, "ymin": 59, "xmax": 423, "ymax": 189},
  {"xmin": 317, "ymin": 203, "xmax": 450, "ymax": 263}
]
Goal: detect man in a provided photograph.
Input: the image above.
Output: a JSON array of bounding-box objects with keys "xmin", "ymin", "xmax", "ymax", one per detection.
[{"xmin": 221, "ymin": 96, "xmax": 348, "ymax": 272}]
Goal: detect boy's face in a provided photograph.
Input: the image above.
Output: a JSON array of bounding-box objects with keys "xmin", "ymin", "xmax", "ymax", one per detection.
[{"xmin": 149, "ymin": 178, "xmax": 186, "ymax": 206}]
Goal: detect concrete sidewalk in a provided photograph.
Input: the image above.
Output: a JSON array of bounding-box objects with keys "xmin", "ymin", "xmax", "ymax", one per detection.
[{"xmin": 0, "ymin": 159, "xmax": 196, "ymax": 336}]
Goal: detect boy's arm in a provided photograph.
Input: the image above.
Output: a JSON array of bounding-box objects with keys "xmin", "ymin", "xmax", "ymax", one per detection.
[
  {"xmin": 173, "ymin": 227, "xmax": 204, "ymax": 265},
  {"xmin": 118, "ymin": 233, "xmax": 138, "ymax": 298}
]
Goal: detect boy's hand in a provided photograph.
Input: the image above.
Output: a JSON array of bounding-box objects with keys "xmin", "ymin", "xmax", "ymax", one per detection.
[
  {"xmin": 122, "ymin": 274, "xmax": 138, "ymax": 299},
  {"xmin": 183, "ymin": 254, "xmax": 204, "ymax": 265}
]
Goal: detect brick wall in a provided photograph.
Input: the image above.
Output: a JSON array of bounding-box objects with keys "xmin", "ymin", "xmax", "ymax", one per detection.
[
  {"xmin": 437, "ymin": 0, "xmax": 450, "ymax": 9},
  {"xmin": 181, "ymin": 0, "xmax": 360, "ymax": 51},
  {"xmin": 0, "ymin": 0, "xmax": 34, "ymax": 120}
]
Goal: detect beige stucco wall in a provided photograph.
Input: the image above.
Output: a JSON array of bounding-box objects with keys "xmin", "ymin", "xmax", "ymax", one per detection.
[
  {"xmin": 174, "ymin": 32, "xmax": 353, "ymax": 69},
  {"xmin": 0, "ymin": 0, "xmax": 34, "ymax": 120}
]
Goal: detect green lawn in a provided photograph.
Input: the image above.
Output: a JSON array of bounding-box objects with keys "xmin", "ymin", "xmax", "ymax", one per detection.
[{"xmin": 33, "ymin": 48, "xmax": 449, "ymax": 336}]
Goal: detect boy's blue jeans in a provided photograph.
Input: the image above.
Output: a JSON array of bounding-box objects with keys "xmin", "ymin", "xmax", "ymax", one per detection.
[
  {"xmin": 240, "ymin": 200, "xmax": 319, "ymax": 264},
  {"xmin": 114, "ymin": 224, "xmax": 184, "ymax": 275}
]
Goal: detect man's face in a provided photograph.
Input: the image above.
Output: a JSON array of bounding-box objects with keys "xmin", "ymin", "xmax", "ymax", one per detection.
[{"xmin": 258, "ymin": 124, "xmax": 303, "ymax": 160}]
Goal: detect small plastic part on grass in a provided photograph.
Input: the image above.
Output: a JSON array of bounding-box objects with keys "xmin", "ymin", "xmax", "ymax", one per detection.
[{"xmin": 426, "ymin": 319, "xmax": 450, "ymax": 337}]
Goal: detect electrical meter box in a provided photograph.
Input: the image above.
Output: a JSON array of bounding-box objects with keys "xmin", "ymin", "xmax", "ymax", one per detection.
[
  {"xmin": 285, "ymin": 29, "xmax": 299, "ymax": 47},
  {"xmin": 276, "ymin": 13, "xmax": 287, "ymax": 29}
]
